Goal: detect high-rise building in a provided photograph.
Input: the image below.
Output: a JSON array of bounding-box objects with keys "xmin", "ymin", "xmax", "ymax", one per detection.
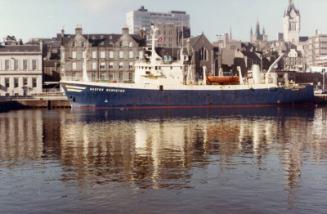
[
  {"xmin": 126, "ymin": 6, "xmax": 190, "ymax": 34},
  {"xmin": 126, "ymin": 6, "xmax": 190, "ymax": 48},
  {"xmin": 305, "ymin": 32, "xmax": 327, "ymax": 67},
  {"xmin": 283, "ymin": 0, "xmax": 300, "ymax": 44}
]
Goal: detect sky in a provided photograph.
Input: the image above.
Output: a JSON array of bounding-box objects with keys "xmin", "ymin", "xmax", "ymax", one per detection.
[{"xmin": 0, "ymin": 0, "xmax": 327, "ymax": 42}]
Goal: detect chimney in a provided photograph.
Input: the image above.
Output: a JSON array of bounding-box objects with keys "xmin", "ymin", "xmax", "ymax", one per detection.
[
  {"xmin": 61, "ymin": 28, "xmax": 65, "ymax": 38},
  {"xmin": 39, "ymin": 41, "xmax": 43, "ymax": 54},
  {"xmin": 75, "ymin": 25, "xmax": 83, "ymax": 35},
  {"xmin": 122, "ymin": 27, "xmax": 129, "ymax": 35},
  {"xmin": 139, "ymin": 28, "xmax": 146, "ymax": 39}
]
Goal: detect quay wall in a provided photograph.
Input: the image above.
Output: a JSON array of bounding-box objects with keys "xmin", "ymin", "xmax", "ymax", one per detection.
[{"xmin": 0, "ymin": 98, "xmax": 71, "ymax": 112}]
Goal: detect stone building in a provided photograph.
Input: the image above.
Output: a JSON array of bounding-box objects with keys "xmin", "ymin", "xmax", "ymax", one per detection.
[
  {"xmin": 250, "ymin": 21, "xmax": 268, "ymax": 44},
  {"xmin": 283, "ymin": 0, "xmax": 300, "ymax": 45},
  {"xmin": 214, "ymin": 33, "xmax": 242, "ymax": 69},
  {"xmin": 187, "ymin": 34, "xmax": 219, "ymax": 80},
  {"xmin": 284, "ymin": 48, "xmax": 305, "ymax": 71},
  {"xmin": 27, "ymin": 36, "xmax": 63, "ymax": 86},
  {"xmin": 0, "ymin": 37, "xmax": 43, "ymax": 96},
  {"xmin": 60, "ymin": 26, "xmax": 146, "ymax": 82}
]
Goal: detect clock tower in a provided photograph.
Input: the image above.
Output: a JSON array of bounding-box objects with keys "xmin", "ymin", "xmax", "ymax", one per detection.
[{"xmin": 283, "ymin": 0, "xmax": 300, "ymax": 44}]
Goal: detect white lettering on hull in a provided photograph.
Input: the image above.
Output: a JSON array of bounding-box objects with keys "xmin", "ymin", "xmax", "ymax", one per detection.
[{"xmin": 89, "ymin": 87, "xmax": 126, "ymax": 93}]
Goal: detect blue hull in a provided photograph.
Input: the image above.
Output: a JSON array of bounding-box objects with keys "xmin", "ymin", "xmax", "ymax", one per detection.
[{"xmin": 62, "ymin": 83, "xmax": 315, "ymax": 108}]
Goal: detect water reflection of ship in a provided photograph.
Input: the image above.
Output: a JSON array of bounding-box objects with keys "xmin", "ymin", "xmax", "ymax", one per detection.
[
  {"xmin": 1, "ymin": 108, "xmax": 327, "ymax": 194},
  {"xmin": 55, "ymin": 107, "xmax": 320, "ymax": 190},
  {"xmin": 72, "ymin": 106, "xmax": 316, "ymax": 123}
]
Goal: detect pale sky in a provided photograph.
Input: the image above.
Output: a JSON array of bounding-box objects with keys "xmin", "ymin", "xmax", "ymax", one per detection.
[{"xmin": 0, "ymin": 0, "xmax": 326, "ymax": 42}]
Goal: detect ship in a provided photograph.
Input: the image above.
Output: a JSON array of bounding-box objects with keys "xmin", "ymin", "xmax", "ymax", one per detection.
[{"xmin": 61, "ymin": 25, "xmax": 314, "ymax": 109}]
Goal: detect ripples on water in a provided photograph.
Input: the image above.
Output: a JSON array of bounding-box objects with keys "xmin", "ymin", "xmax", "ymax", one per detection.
[{"xmin": 0, "ymin": 107, "xmax": 327, "ymax": 213}]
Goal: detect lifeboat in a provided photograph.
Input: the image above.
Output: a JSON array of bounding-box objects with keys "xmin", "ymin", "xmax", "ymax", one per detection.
[{"xmin": 207, "ymin": 76, "xmax": 240, "ymax": 85}]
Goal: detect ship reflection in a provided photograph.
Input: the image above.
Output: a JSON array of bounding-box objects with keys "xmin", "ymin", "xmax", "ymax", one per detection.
[
  {"xmin": 53, "ymin": 107, "xmax": 323, "ymax": 190},
  {"xmin": 1, "ymin": 107, "xmax": 327, "ymax": 194}
]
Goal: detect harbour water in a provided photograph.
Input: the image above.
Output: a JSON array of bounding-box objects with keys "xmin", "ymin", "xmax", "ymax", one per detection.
[{"xmin": 0, "ymin": 107, "xmax": 327, "ymax": 213}]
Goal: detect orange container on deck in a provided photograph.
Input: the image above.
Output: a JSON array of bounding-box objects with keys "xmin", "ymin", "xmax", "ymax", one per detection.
[{"xmin": 207, "ymin": 76, "xmax": 240, "ymax": 85}]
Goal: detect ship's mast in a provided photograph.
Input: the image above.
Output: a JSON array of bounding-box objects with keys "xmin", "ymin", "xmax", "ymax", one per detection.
[{"xmin": 150, "ymin": 25, "xmax": 159, "ymax": 66}]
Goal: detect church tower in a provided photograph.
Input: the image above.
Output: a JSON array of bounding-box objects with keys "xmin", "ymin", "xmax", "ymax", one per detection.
[{"xmin": 283, "ymin": 0, "xmax": 300, "ymax": 44}]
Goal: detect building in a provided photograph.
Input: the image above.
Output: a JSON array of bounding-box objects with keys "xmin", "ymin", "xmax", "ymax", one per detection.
[
  {"xmin": 126, "ymin": 6, "xmax": 190, "ymax": 34},
  {"xmin": 0, "ymin": 36, "xmax": 43, "ymax": 96},
  {"xmin": 305, "ymin": 33, "xmax": 327, "ymax": 67},
  {"xmin": 250, "ymin": 21, "xmax": 268, "ymax": 44},
  {"xmin": 60, "ymin": 26, "xmax": 146, "ymax": 83},
  {"xmin": 27, "ymin": 35, "xmax": 63, "ymax": 89},
  {"xmin": 213, "ymin": 33, "xmax": 242, "ymax": 70},
  {"xmin": 126, "ymin": 6, "xmax": 190, "ymax": 48},
  {"xmin": 186, "ymin": 34, "xmax": 219, "ymax": 80},
  {"xmin": 155, "ymin": 23, "xmax": 190, "ymax": 48},
  {"xmin": 284, "ymin": 48, "xmax": 305, "ymax": 71},
  {"xmin": 283, "ymin": 0, "xmax": 300, "ymax": 45}
]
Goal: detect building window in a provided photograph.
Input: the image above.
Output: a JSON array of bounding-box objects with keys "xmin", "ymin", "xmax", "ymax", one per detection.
[
  {"xmin": 109, "ymin": 73, "xmax": 113, "ymax": 81},
  {"xmin": 100, "ymin": 51, "xmax": 106, "ymax": 59},
  {"xmin": 72, "ymin": 51, "xmax": 77, "ymax": 59},
  {"xmin": 5, "ymin": 60, "xmax": 10, "ymax": 70},
  {"xmin": 14, "ymin": 78, "xmax": 19, "ymax": 88},
  {"xmin": 128, "ymin": 72, "xmax": 133, "ymax": 81},
  {"xmin": 13, "ymin": 59, "xmax": 18, "ymax": 70},
  {"xmin": 109, "ymin": 62, "xmax": 114, "ymax": 69},
  {"xmin": 119, "ymin": 62, "xmax": 123, "ymax": 69},
  {"xmin": 129, "ymin": 42, "xmax": 133, "ymax": 48},
  {"xmin": 32, "ymin": 60, "xmax": 37, "ymax": 70},
  {"xmin": 100, "ymin": 62, "xmax": 106, "ymax": 70},
  {"xmin": 119, "ymin": 51, "xmax": 124, "ymax": 59},
  {"xmin": 23, "ymin": 60, "xmax": 28, "ymax": 70},
  {"xmin": 91, "ymin": 72, "xmax": 96, "ymax": 80},
  {"xmin": 32, "ymin": 78, "xmax": 37, "ymax": 88},
  {"xmin": 23, "ymin": 77, "xmax": 28, "ymax": 86},
  {"xmin": 129, "ymin": 62, "xmax": 133, "ymax": 70},
  {"xmin": 92, "ymin": 51, "xmax": 97, "ymax": 59},
  {"xmin": 92, "ymin": 62, "xmax": 97, "ymax": 70},
  {"xmin": 129, "ymin": 51, "xmax": 134, "ymax": 59},
  {"xmin": 199, "ymin": 47, "xmax": 208, "ymax": 61},
  {"xmin": 72, "ymin": 62, "xmax": 77, "ymax": 71},
  {"xmin": 5, "ymin": 78, "xmax": 9, "ymax": 88},
  {"xmin": 109, "ymin": 51, "xmax": 114, "ymax": 59},
  {"xmin": 119, "ymin": 71, "xmax": 123, "ymax": 81}
]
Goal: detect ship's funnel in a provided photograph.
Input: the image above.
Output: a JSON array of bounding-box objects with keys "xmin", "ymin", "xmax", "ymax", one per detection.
[{"xmin": 252, "ymin": 64, "xmax": 261, "ymax": 84}]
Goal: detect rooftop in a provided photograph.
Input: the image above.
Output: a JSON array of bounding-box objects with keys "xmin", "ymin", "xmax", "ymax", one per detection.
[{"xmin": 0, "ymin": 45, "xmax": 41, "ymax": 53}]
